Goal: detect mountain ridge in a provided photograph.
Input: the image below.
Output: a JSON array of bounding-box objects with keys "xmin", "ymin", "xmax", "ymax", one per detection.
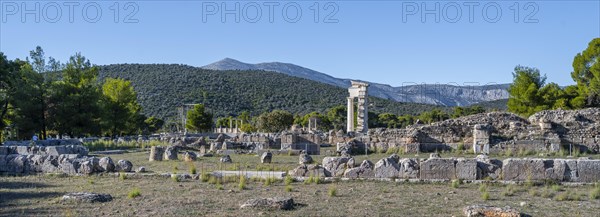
[{"xmin": 202, "ymin": 58, "xmax": 510, "ymax": 106}]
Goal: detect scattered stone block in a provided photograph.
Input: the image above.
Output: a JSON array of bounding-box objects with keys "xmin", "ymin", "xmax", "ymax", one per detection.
[
  {"xmin": 240, "ymin": 197, "xmax": 294, "ymax": 210},
  {"xmin": 463, "ymin": 205, "xmax": 522, "ymax": 217},
  {"xmin": 183, "ymin": 152, "xmax": 197, "ymax": 162},
  {"xmin": 116, "ymin": 160, "xmax": 133, "ymax": 172},
  {"xmin": 220, "ymin": 155, "xmax": 232, "ymax": 163},
  {"xmin": 398, "ymin": 158, "xmax": 419, "ymax": 179},
  {"xmin": 322, "ymin": 157, "xmax": 351, "ymax": 177},
  {"xmin": 163, "ymin": 146, "xmax": 178, "ymax": 160},
  {"xmin": 61, "ymin": 192, "xmax": 112, "ymax": 203},
  {"xmin": 149, "ymin": 146, "xmax": 164, "ymax": 162},
  {"xmin": 298, "ymin": 153, "xmax": 313, "ymax": 164},
  {"xmin": 260, "ymin": 152, "xmax": 272, "ymax": 164},
  {"xmin": 374, "ymin": 154, "xmax": 400, "ymax": 178}
]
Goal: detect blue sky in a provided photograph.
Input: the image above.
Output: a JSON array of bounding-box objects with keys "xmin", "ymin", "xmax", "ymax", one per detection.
[{"xmin": 1, "ymin": 1, "xmax": 598, "ymax": 86}]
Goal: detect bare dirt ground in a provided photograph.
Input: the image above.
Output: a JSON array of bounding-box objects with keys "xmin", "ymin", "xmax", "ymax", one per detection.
[{"xmin": 1, "ymin": 150, "xmax": 599, "ymax": 216}]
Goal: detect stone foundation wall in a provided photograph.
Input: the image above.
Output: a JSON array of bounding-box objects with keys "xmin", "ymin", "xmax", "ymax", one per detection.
[{"xmin": 295, "ymin": 154, "xmax": 600, "ymax": 183}]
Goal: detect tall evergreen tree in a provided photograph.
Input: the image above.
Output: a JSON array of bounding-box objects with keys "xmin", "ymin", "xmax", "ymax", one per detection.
[
  {"xmin": 101, "ymin": 78, "xmax": 141, "ymax": 137},
  {"xmin": 48, "ymin": 53, "xmax": 102, "ymax": 138},
  {"xmin": 186, "ymin": 104, "xmax": 213, "ymax": 132},
  {"xmin": 571, "ymin": 38, "xmax": 600, "ymax": 108}
]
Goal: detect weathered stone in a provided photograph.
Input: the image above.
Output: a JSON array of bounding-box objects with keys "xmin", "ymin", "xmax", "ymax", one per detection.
[
  {"xmin": 98, "ymin": 157, "xmax": 115, "ymax": 172},
  {"xmin": 476, "ymin": 156, "xmax": 502, "ymax": 180},
  {"xmin": 289, "ymin": 164, "xmax": 326, "ymax": 177},
  {"xmin": 299, "ymin": 153, "xmax": 313, "ymax": 164},
  {"xmin": 78, "ymin": 160, "xmax": 95, "ymax": 175},
  {"xmin": 577, "ymin": 160, "xmax": 600, "ymax": 183},
  {"xmin": 322, "ymin": 157, "xmax": 351, "ymax": 177},
  {"xmin": 136, "ymin": 166, "xmax": 146, "ymax": 173},
  {"xmin": 183, "ymin": 152, "xmax": 197, "ymax": 162},
  {"xmin": 463, "ymin": 205, "xmax": 521, "ymax": 217},
  {"xmin": 163, "ymin": 146, "xmax": 178, "ymax": 160},
  {"xmin": 374, "ymin": 155, "xmax": 401, "ymax": 178},
  {"xmin": 429, "ymin": 153, "xmax": 441, "ymax": 159},
  {"xmin": 149, "ymin": 146, "xmax": 164, "ymax": 161},
  {"xmin": 216, "ymin": 134, "xmax": 225, "ymax": 143},
  {"xmin": 420, "ymin": 158, "xmax": 456, "ymax": 180},
  {"xmin": 398, "ymin": 158, "xmax": 419, "ymax": 179},
  {"xmin": 456, "ymin": 158, "xmax": 477, "ymax": 180},
  {"xmin": 347, "ymin": 157, "xmax": 356, "ymax": 168},
  {"xmin": 61, "ymin": 192, "xmax": 113, "ymax": 203},
  {"xmin": 502, "ymin": 158, "xmax": 545, "ymax": 181},
  {"xmin": 240, "ymin": 197, "xmax": 294, "ymax": 210},
  {"xmin": 260, "ymin": 152, "xmax": 272, "ymax": 164},
  {"xmin": 220, "ymin": 155, "xmax": 232, "ymax": 163},
  {"xmin": 343, "ymin": 160, "xmax": 375, "ymax": 178},
  {"xmin": 116, "ymin": 159, "xmax": 133, "ymax": 172}
]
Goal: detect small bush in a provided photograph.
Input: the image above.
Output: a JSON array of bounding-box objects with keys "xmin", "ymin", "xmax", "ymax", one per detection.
[
  {"xmin": 284, "ymin": 175, "xmax": 294, "ymax": 185},
  {"xmin": 200, "ymin": 171, "xmax": 210, "ymax": 182},
  {"xmin": 481, "ymin": 191, "xmax": 490, "ymax": 201},
  {"xmin": 263, "ymin": 177, "xmax": 273, "ymax": 186},
  {"xmin": 451, "ymin": 179, "xmax": 461, "ymax": 188},
  {"xmin": 551, "ymin": 184, "xmax": 563, "ymax": 192},
  {"xmin": 128, "ymin": 188, "xmax": 141, "ymax": 198},
  {"xmin": 208, "ymin": 176, "xmax": 218, "ymax": 184},
  {"xmin": 189, "ymin": 164, "xmax": 197, "ymax": 175},
  {"xmin": 501, "ymin": 185, "xmax": 516, "ymax": 197},
  {"xmin": 529, "ymin": 189, "xmax": 540, "ymax": 197},
  {"xmin": 304, "ymin": 176, "xmax": 313, "ymax": 185},
  {"xmin": 478, "ymin": 183, "xmax": 488, "ymax": 193},
  {"xmin": 119, "ymin": 172, "xmax": 127, "ymax": 181},
  {"xmin": 238, "ymin": 176, "xmax": 247, "ymax": 190},
  {"xmin": 541, "ymin": 186, "xmax": 555, "ymax": 198},
  {"xmin": 590, "ymin": 184, "xmax": 600, "ymax": 200},
  {"xmin": 328, "ymin": 185, "xmax": 337, "ymax": 197},
  {"xmin": 285, "ymin": 185, "xmax": 293, "ymax": 192},
  {"xmin": 87, "ymin": 179, "xmax": 95, "ymax": 185},
  {"xmin": 216, "ymin": 183, "xmax": 224, "ymax": 190},
  {"xmin": 171, "ymin": 174, "xmax": 180, "ymax": 182},
  {"xmin": 313, "ymin": 176, "xmax": 322, "ymax": 184}
]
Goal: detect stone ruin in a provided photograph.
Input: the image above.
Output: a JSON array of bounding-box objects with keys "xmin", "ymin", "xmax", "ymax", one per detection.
[
  {"xmin": 0, "ymin": 143, "xmax": 134, "ymax": 175},
  {"xmin": 354, "ymin": 108, "xmax": 600, "ymax": 155},
  {"xmin": 289, "ymin": 154, "xmax": 600, "ymax": 183},
  {"xmin": 347, "ymin": 81, "xmax": 369, "ymax": 133}
]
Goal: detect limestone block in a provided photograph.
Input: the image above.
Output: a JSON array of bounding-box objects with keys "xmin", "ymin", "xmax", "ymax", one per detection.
[
  {"xmin": 456, "ymin": 158, "xmax": 477, "ymax": 180},
  {"xmin": 420, "ymin": 158, "xmax": 456, "ymax": 180},
  {"xmin": 322, "ymin": 157, "xmax": 351, "ymax": 177},
  {"xmin": 577, "ymin": 160, "xmax": 600, "ymax": 183}
]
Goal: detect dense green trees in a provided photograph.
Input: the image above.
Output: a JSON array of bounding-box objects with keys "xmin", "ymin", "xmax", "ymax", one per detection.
[
  {"xmin": 256, "ymin": 110, "xmax": 294, "ymax": 132},
  {"xmin": 186, "ymin": 104, "xmax": 213, "ymax": 132},
  {"xmin": 0, "ymin": 47, "xmax": 163, "ymax": 140},
  {"xmin": 507, "ymin": 38, "xmax": 600, "ymax": 116}
]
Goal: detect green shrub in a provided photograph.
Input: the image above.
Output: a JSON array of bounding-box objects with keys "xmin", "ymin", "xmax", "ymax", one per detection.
[
  {"xmin": 208, "ymin": 176, "xmax": 218, "ymax": 184},
  {"xmin": 128, "ymin": 188, "xmax": 141, "ymax": 198},
  {"xmin": 529, "ymin": 189, "xmax": 540, "ymax": 197},
  {"xmin": 238, "ymin": 176, "xmax": 247, "ymax": 190},
  {"xmin": 541, "ymin": 186, "xmax": 555, "ymax": 198},
  {"xmin": 551, "ymin": 184, "xmax": 563, "ymax": 192},
  {"xmin": 189, "ymin": 164, "xmax": 197, "ymax": 175},
  {"xmin": 328, "ymin": 185, "xmax": 337, "ymax": 197},
  {"xmin": 501, "ymin": 184, "xmax": 516, "ymax": 196},
  {"xmin": 481, "ymin": 191, "xmax": 490, "ymax": 201},
  {"xmin": 263, "ymin": 177, "xmax": 273, "ymax": 186},
  {"xmin": 313, "ymin": 176, "xmax": 322, "ymax": 184},
  {"xmin": 285, "ymin": 185, "xmax": 293, "ymax": 192},
  {"xmin": 171, "ymin": 174, "xmax": 180, "ymax": 182},
  {"xmin": 304, "ymin": 175, "xmax": 314, "ymax": 185},
  {"xmin": 478, "ymin": 183, "xmax": 488, "ymax": 193},
  {"xmin": 216, "ymin": 183, "xmax": 224, "ymax": 190},
  {"xmin": 200, "ymin": 171, "xmax": 210, "ymax": 182},
  {"xmin": 590, "ymin": 184, "xmax": 600, "ymax": 200},
  {"xmin": 119, "ymin": 172, "xmax": 127, "ymax": 181},
  {"xmin": 284, "ymin": 175, "xmax": 294, "ymax": 185},
  {"xmin": 450, "ymin": 179, "xmax": 461, "ymax": 188}
]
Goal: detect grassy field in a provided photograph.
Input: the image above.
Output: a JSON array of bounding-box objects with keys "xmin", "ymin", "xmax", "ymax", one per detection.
[
  {"xmin": 1, "ymin": 149, "xmax": 600, "ymax": 216},
  {"xmin": 1, "ymin": 172, "xmax": 599, "ymax": 216}
]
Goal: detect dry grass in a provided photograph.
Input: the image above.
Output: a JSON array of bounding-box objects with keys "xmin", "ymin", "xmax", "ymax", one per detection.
[{"xmin": 1, "ymin": 174, "xmax": 600, "ymax": 216}]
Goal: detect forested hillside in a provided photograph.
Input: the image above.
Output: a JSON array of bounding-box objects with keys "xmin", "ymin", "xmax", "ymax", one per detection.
[{"xmin": 98, "ymin": 64, "xmax": 444, "ymax": 121}]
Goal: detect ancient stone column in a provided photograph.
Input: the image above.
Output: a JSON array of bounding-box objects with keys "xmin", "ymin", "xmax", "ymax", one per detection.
[{"xmin": 347, "ymin": 97, "xmax": 354, "ymax": 133}]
